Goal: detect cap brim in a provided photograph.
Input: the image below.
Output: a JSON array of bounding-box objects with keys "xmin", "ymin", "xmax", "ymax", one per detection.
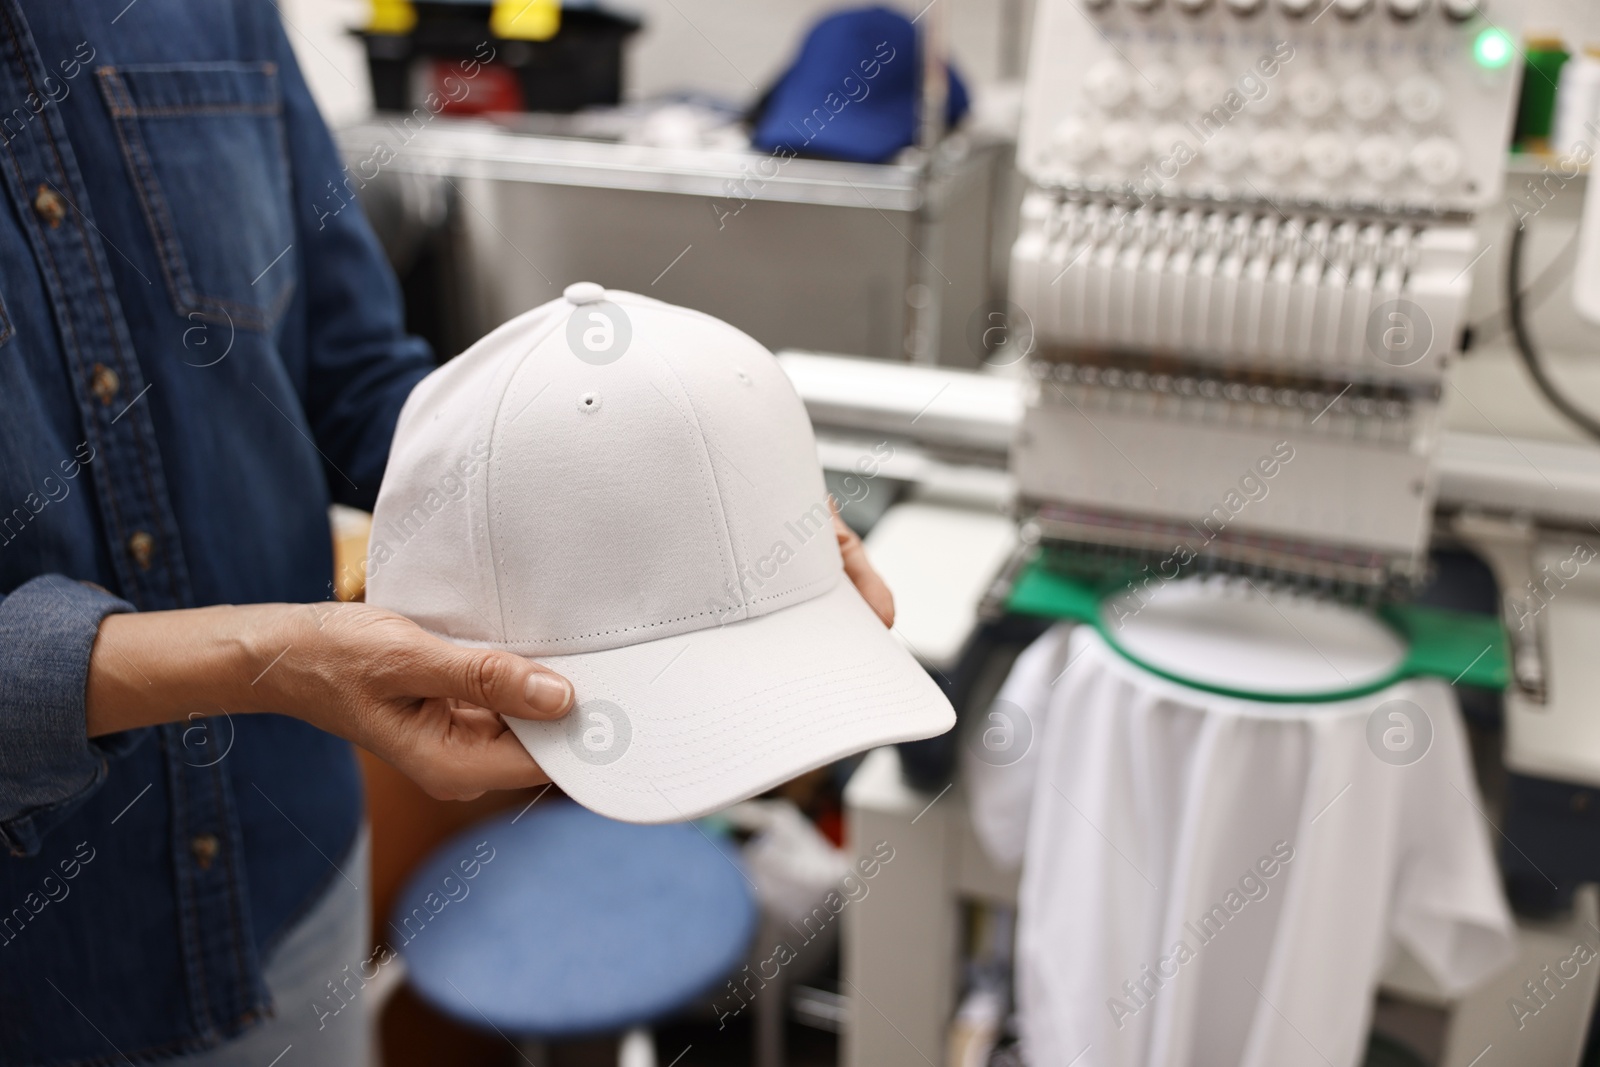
[{"xmin": 506, "ymin": 577, "xmax": 954, "ymax": 824}]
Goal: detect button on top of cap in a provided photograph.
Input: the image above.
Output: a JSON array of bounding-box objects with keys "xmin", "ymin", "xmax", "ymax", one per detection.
[{"xmin": 564, "ymin": 282, "xmax": 606, "ymax": 305}]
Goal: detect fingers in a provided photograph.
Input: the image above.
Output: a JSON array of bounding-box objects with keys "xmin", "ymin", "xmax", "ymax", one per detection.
[
  {"xmin": 833, "ymin": 510, "xmax": 895, "ymax": 628},
  {"xmin": 386, "ymin": 698, "xmax": 554, "ymax": 801},
  {"xmin": 405, "ymin": 733, "xmax": 553, "ymax": 801},
  {"xmin": 448, "ymin": 731, "xmax": 552, "ymax": 794},
  {"xmin": 413, "ymin": 642, "xmax": 573, "ymax": 721},
  {"xmin": 281, "ymin": 605, "xmax": 568, "ymax": 801}
]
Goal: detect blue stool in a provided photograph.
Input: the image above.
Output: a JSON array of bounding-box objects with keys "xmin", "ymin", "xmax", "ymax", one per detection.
[{"xmin": 392, "ymin": 799, "xmax": 759, "ymax": 1066}]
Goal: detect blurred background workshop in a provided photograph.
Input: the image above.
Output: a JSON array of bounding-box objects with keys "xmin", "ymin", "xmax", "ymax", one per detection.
[{"xmin": 279, "ymin": 0, "xmax": 1600, "ymax": 1064}]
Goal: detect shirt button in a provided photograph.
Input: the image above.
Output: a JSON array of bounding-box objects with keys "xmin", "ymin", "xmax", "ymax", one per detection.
[
  {"xmin": 190, "ymin": 833, "xmax": 220, "ymax": 871},
  {"xmin": 89, "ymin": 363, "xmax": 120, "ymax": 404},
  {"xmin": 32, "ymin": 185, "xmax": 65, "ymax": 228},
  {"xmin": 128, "ymin": 531, "xmax": 154, "ymax": 570}
]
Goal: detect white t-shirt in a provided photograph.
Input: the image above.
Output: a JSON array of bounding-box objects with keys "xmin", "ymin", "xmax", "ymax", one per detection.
[{"xmin": 966, "ymin": 625, "xmax": 1515, "ymax": 1067}]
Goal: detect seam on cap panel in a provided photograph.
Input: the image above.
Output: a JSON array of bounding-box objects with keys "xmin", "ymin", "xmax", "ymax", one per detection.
[
  {"xmin": 634, "ymin": 301, "xmax": 828, "ymax": 597},
  {"xmin": 412, "ymin": 568, "xmax": 838, "ymax": 651},
  {"xmin": 608, "ymin": 294, "xmax": 821, "ymax": 611},
  {"xmin": 643, "ymin": 341, "xmax": 743, "ymax": 617},
  {"xmin": 480, "ymin": 312, "xmax": 569, "ymax": 644},
  {"xmin": 649, "ymin": 337, "xmax": 762, "ymax": 615},
  {"xmin": 529, "ymin": 568, "xmax": 834, "ymax": 644}
]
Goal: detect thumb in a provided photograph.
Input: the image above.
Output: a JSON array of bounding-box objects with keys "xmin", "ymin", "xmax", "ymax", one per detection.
[{"xmin": 425, "ymin": 644, "xmax": 574, "ymax": 720}]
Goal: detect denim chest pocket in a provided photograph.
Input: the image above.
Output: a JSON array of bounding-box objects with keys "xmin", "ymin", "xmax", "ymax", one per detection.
[{"xmin": 98, "ymin": 62, "xmax": 295, "ymax": 332}]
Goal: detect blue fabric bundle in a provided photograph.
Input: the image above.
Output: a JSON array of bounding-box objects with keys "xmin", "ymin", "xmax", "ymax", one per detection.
[{"xmin": 751, "ymin": 5, "xmax": 970, "ymax": 164}]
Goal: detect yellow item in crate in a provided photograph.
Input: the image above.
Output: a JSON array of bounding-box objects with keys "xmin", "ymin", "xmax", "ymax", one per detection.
[
  {"xmin": 367, "ymin": 0, "xmax": 417, "ymax": 34},
  {"xmin": 491, "ymin": 0, "xmax": 561, "ymax": 41}
]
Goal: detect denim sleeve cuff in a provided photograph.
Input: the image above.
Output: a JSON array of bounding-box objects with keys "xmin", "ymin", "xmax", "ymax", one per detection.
[{"xmin": 0, "ymin": 575, "xmax": 138, "ymax": 857}]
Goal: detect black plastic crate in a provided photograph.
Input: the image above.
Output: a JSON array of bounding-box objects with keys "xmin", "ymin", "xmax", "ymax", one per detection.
[{"xmin": 359, "ymin": 3, "xmax": 641, "ymax": 115}]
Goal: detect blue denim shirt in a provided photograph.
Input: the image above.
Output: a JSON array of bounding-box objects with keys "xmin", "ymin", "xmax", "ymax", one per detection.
[{"xmin": 0, "ymin": 1, "xmax": 433, "ymax": 1062}]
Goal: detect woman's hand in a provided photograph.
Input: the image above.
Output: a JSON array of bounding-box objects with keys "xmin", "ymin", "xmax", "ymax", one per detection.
[{"xmin": 86, "ymin": 601, "xmax": 572, "ymax": 801}]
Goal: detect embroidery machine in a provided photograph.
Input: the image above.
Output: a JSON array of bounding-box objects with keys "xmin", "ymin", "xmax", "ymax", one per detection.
[
  {"xmin": 774, "ymin": 0, "xmax": 1600, "ymax": 1064},
  {"xmin": 999, "ymin": 0, "xmax": 1525, "ymax": 683}
]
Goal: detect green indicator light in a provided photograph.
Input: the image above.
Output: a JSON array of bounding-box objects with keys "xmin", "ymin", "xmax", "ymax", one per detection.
[{"xmin": 1473, "ymin": 28, "xmax": 1514, "ymax": 69}]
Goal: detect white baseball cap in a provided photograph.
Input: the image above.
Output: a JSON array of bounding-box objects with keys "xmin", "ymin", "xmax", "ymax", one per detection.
[{"xmin": 367, "ymin": 283, "xmax": 954, "ymax": 823}]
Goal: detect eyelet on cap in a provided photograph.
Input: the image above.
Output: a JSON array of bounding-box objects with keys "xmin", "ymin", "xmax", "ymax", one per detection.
[
  {"xmin": 564, "ymin": 281, "xmax": 606, "ymax": 305},
  {"xmin": 577, "ymin": 390, "xmax": 602, "ymax": 413}
]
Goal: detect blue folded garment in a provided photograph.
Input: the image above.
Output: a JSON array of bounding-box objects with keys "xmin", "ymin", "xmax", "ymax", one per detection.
[{"xmin": 751, "ymin": 5, "xmax": 970, "ymax": 164}]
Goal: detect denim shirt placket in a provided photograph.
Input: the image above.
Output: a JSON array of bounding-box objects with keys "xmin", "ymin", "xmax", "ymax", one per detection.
[{"xmin": 0, "ymin": 0, "xmax": 265, "ymax": 1039}]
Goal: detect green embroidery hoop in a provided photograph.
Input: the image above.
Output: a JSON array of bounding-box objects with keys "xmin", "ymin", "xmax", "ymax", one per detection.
[{"xmin": 1004, "ymin": 554, "xmax": 1509, "ymax": 703}]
